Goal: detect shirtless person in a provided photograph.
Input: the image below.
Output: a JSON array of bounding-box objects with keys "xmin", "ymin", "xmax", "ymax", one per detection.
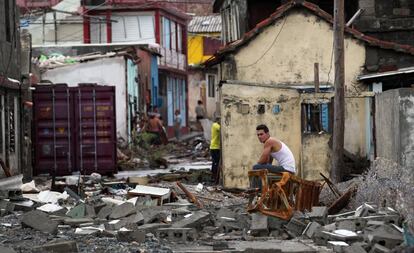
[
  {"xmin": 253, "ymin": 124, "xmax": 296, "ymax": 174},
  {"xmin": 146, "ymin": 114, "xmax": 163, "ymax": 145}
]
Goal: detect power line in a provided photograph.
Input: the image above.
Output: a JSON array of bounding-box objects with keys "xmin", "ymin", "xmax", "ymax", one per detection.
[{"xmin": 238, "ymin": 15, "xmax": 287, "ymax": 68}]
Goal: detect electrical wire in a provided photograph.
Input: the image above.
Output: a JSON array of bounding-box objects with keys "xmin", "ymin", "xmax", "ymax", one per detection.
[{"xmin": 237, "ymin": 15, "xmax": 287, "ymax": 68}]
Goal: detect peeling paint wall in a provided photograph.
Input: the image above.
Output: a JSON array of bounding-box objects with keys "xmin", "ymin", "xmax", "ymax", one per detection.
[
  {"xmin": 220, "ymin": 83, "xmax": 301, "ymax": 188},
  {"xmin": 376, "ymin": 88, "xmax": 414, "ymax": 168},
  {"xmin": 301, "ymin": 134, "xmax": 331, "ymax": 181},
  {"xmin": 233, "ymin": 10, "xmax": 366, "ymax": 93}
]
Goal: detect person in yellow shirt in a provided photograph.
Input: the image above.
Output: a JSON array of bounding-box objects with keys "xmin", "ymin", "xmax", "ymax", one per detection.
[{"xmin": 210, "ymin": 116, "xmax": 221, "ymax": 183}]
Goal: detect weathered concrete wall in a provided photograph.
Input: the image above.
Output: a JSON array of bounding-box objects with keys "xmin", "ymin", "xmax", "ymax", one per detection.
[
  {"xmin": 345, "ymin": 97, "xmax": 369, "ymax": 157},
  {"xmin": 188, "ymin": 68, "xmax": 218, "ymax": 121},
  {"xmin": 233, "ymin": 10, "xmax": 366, "ymax": 93},
  {"xmin": 398, "ymin": 89, "xmax": 414, "ymax": 168},
  {"xmin": 220, "ymin": 83, "xmax": 301, "ymax": 188},
  {"xmin": 375, "ymin": 88, "xmax": 414, "ymax": 168},
  {"xmin": 301, "ymin": 134, "xmax": 331, "ymax": 181}
]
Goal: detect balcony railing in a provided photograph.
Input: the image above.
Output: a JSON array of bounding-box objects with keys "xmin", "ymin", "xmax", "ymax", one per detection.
[{"xmin": 158, "ymin": 47, "xmax": 186, "ymax": 71}]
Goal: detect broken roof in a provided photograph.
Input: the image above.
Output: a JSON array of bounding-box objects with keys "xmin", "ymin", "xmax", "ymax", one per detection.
[
  {"xmin": 188, "ymin": 15, "xmax": 221, "ymax": 33},
  {"xmin": 207, "ymin": 0, "xmax": 414, "ymax": 65}
]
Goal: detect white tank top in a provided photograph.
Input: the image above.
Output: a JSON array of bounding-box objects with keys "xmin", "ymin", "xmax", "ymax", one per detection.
[{"xmin": 270, "ymin": 141, "xmax": 296, "ymax": 173}]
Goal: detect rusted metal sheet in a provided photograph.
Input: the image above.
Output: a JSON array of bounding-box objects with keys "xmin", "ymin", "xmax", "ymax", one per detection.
[
  {"xmin": 247, "ymin": 170, "xmax": 322, "ymax": 220},
  {"xmin": 33, "ymin": 84, "xmax": 117, "ymax": 176}
]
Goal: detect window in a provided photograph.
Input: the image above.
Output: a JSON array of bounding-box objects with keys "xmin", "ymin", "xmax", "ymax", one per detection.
[
  {"xmin": 90, "ymin": 17, "xmax": 107, "ymax": 43},
  {"xmin": 111, "ymin": 14, "xmax": 155, "ymax": 44},
  {"xmin": 302, "ymin": 103, "xmax": 332, "ymax": 133},
  {"xmin": 207, "ymin": 74, "xmax": 216, "ymax": 97}
]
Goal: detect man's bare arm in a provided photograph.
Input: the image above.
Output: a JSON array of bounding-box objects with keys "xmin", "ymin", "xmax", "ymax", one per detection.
[{"xmin": 258, "ymin": 141, "xmax": 272, "ymax": 164}]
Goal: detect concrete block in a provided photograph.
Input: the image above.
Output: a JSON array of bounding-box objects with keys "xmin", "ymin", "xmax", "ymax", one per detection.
[
  {"xmin": 250, "ymin": 212, "xmax": 268, "ymax": 236},
  {"xmin": 369, "ymin": 244, "xmax": 390, "ymax": 253},
  {"xmin": 156, "ymin": 227, "xmax": 196, "ymax": 242},
  {"xmin": 368, "ymin": 225, "xmax": 403, "ymax": 249},
  {"xmin": 213, "ymin": 241, "xmax": 229, "ymax": 251},
  {"xmin": 122, "ymin": 212, "xmax": 145, "ymax": 229},
  {"xmin": 63, "ymin": 218, "xmax": 94, "ymax": 227},
  {"xmin": 171, "ymin": 207, "xmax": 192, "ymax": 222},
  {"xmin": 32, "ymin": 240, "xmax": 78, "ymax": 253},
  {"xmin": 21, "ymin": 210, "xmax": 58, "ymax": 234},
  {"xmin": 344, "ymin": 245, "xmax": 367, "ymax": 253},
  {"xmin": 362, "ymin": 215, "xmax": 400, "ymax": 225},
  {"xmin": 105, "ymin": 219, "xmax": 127, "ymax": 231},
  {"xmin": 109, "ymin": 202, "xmax": 136, "ymax": 219},
  {"xmin": 308, "ymin": 206, "xmax": 328, "ymax": 224},
  {"xmin": 320, "ymin": 230, "xmax": 362, "ymax": 244},
  {"xmin": 336, "ymin": 220, "xmax": 356, "ymax": 231},
  {"xmin": 303, "ymin": 222, "xmax": 322, "ymax": 238},
  {"xmin": 117, "ymin": 230, "xmax": 146, "ymax": 243},
  {"xmin": 285, "ymin": 218, "xmax": 307, "ymax": 237},
  {"xmin": 97, "ymin": 205, "xmax": 113, "ymax": 219},
  {"xmin": 172, "ymin": 210, "xmax": 210, "ymax": 229}
]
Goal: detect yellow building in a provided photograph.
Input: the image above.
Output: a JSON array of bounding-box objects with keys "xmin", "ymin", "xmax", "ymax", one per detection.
[{"xmin": 187, "ymin": 15, "xmax": 222, "ymax": 121}]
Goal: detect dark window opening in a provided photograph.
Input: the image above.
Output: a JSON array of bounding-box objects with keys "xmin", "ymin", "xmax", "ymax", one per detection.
[
  {"xmin": 302, "ymin": 103, "xmax": 332, "ymax": 133},
  {"xmin": 207, "ymin": 75, "xmax": 215, "ymax": 97},
  {"xmin": 4, "ymin": 0, "xmax": 11, "ymax": 42},
  {"xmin": 257, "ymin": 104, "xmax": 265, "ymax": 114},
  {"xmin": 159, "ymin": 75, "xmax": 167, "ymax": 96}
]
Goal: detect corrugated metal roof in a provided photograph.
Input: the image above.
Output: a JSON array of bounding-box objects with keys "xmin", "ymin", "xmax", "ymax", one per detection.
[{"xmin": 188, "ymin": 15, "xmax": 221, "ymax": 33}]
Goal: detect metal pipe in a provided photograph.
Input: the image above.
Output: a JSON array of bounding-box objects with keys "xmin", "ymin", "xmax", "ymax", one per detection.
[
  {"xmin": 346, "ymin": 9, "xmax": 364, "ymax": 27},
  {"xmin": 93, "ymin": 88, "xmax": 98, "ymax": 172},
  {"xmin": 66, "ymin": 88, "xmax": 71, "ymax": 172},
  {"xmin": 52, "ymin": 88, "xmax": 57, "ymax": 174},
  {"xmin": 78, "ymin": 89, "xmax": 83, "ymax": 173}
]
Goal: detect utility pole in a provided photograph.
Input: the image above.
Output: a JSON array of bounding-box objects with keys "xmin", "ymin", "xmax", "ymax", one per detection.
[{"xmin": 331, "ymin": 0, "xmax": 345, "ymax": 183}]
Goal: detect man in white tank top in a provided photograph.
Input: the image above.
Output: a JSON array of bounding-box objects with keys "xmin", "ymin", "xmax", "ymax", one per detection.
[{"xmin": 253, "ymin": 124, "xmax": 296, "ymax": 174}]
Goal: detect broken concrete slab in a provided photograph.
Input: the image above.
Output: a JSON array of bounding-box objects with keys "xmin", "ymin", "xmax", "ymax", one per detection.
[
  {"xmin": 171, "ymin": 207, "xmax": 192, "ymax": 222},
  {"xmin": 0, "ymin": 246, "xmax": 17, "ymax": 253},
  {"xmin": 307, "ymin": 206, "xmax": 328, "ymax": 224},
  {"xmin": 250, "ymin": 212, "xmax": 269, "ymax": 236},
  {"xmin": 97, "ymin": 205, "xmax": 113, "ymax": 219},
  {"xmin": 172, "ymin": 210, "xmax": 210, "ymax": 229},
  {"xmin": 137, "ymin": 223, "xmax": 171, "ymax": 234},
  {"xmin": 66, "ymin": 204, "xmax": 86, "ymax": 219},
  {"xmin": 85, "ymin": 204, "xmax": 96, "ymax": 218},
  {"xmin": 109, "ymin": 202, "xmax": 136, "ymax": 219},
  {"xmin": 105, "ymin": 219, "xmax": 126, "ymax": 231},
  {"xmin": 37, "ymin": 203, "xmax": 64, "ymax": 214},
  {"xmin": 336, "ymin": 220, "xmax": 356, "ymax": 231},
  {"xmin": 128, "ymin": 185, "xmax": 171, "ymax": 203},
  {"xmin": 367, "ymin": 224, "xmax": 403, "ymax": 249},
  {"xmin": 285, "ymin": 218, "xmax": 307, "ymax": 237},
  {"xmin": 74, "ymin": 225, "xmax": 104, "ymax": 235},
  {"xmin": 117, "ymin": 229, "xmax": 146, "ymax": 243},
  {"xmin": 355, "ymin": 204, "xmax": 377, "ymax": 218},
  {"xmin": 303, "ymin": 222, "xmax": 322, "ymax": 238},
  {"xmin": 32, "ymin": 240, "xmax": 78, "ymax": 253},
  {"xmin": 12, "ymin": 200, "xmax": 34, "ymax": 212},
  {"xmin": 63, "ymin": 218, "xmax": 94, "ymax": 227},
  {"xmin": 21, "ymin": 210, "xmax": 58, "ymax": 234}
]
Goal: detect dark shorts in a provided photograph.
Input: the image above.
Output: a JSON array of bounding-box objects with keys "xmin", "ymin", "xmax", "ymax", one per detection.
[{"xmin": 250, "ymin": 164, "xmax": 292, "ymax": 189}]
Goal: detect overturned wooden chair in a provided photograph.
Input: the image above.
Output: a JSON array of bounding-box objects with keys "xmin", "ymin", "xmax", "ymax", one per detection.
[{"xmin": 247, "ymin": 169, "xmax": 322, "ymax": 220}]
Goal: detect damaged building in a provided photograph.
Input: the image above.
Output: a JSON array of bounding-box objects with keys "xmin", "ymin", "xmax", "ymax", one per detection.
[{"xmin": 207, "ymin": 0, "xmax": 414, "ymax": 188}]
